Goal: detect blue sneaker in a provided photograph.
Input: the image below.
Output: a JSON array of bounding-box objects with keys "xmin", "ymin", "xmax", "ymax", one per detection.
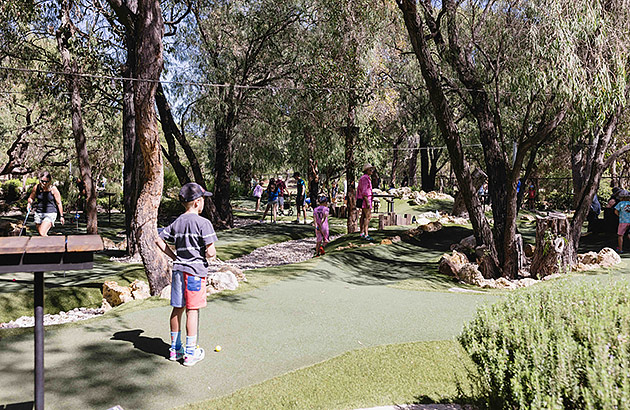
[
  {"xmin": 169, "ymin": 347, "xmax": 185, "ymax": 361},
  {"xmin": 184, "ymin": 346, "xmax": 205, "ymax": 367},
  {"xmin": 364, "ymin": 235, "xmax": 374, "ymax": 241}
]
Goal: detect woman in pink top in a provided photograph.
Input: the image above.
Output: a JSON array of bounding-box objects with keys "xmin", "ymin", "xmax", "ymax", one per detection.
[{"xmin": 356, "ymin": 163, "xmax": 374, "ymax": 241}]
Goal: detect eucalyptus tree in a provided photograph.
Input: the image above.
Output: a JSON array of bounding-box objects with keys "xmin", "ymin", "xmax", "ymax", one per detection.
[
  {"xmin": 0, "ymin": 0, "xmax": 120, "ymax": 216},
  {"xmin": 563, "ymin": 0, "xmax": 630, "ymax": 255},
  {"xmin": 396, "ymin": 0, "xmax": 629, "ymax": 278},
  {"xmin": 172, "ymin": 0, "xmax": 302, "ymax": 228}
]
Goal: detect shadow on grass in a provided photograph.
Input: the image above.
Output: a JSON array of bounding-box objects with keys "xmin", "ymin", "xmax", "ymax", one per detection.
[
  {"xmin": 112, "ymin": 329, "xmax": 169, "ymax": 360},
  {"xmin": 0, "ymin": 401, "xmax": 34, "ymax": 409}
]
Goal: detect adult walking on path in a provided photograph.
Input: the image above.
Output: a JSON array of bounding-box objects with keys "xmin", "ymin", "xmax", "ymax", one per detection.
[
  {"xmin": 26, "ymin": 171, "xmax": 65, "ymax": 236},
  {"xmin": 357, "ymin": 164, "xmax": 374, "ymax": 241}
]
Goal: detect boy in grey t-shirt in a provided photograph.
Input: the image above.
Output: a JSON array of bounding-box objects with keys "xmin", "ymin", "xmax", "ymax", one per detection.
[{"xmin": 156, "ymin": 182, "xmax": 217, "ymax": 366}]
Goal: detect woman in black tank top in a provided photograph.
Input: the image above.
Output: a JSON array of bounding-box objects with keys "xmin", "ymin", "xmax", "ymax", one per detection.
[{"xmin": 27, "ymin": 171, "xmax": 65, "ymax": 236}]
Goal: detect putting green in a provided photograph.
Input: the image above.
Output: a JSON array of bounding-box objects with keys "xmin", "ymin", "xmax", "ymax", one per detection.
[{"xmin": 0, "ymin": 234, "xmax": 499, "ymax": 410}]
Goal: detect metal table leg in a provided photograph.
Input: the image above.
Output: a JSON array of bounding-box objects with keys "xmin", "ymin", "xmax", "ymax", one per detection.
[{"xmin": 34, "ymin": 271, "xmax": 44, "ymax": 410}]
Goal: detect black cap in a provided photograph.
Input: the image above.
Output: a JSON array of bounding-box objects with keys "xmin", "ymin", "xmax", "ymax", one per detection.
[
  {"xmin": 179, "ymin": 182, "xmax": 212, "ymax": 202},
  {"xmin": 292, "ymin": 172, "xmax": 300, "ymax": 178}
]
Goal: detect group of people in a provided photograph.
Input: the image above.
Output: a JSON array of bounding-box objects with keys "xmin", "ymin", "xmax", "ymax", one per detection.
[{"xmin": 253, "ymin": 173, "xmax": 306, "ymax": 224}]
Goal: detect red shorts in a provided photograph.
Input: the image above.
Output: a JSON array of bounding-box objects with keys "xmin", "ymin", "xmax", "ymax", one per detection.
[
  {"xmin": 171, "ymin": 271, "xmax": 207, "ymax": 309},
  {"xmin": 618, "ymin": 223, "xmax": 630, "ymax": 236}
]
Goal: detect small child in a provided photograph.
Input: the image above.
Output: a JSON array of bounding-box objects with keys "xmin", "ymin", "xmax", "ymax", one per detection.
[
  {"xmin": 614, "ymin": 192, "xmax": 630, "ymax": 253},
  {"xmin": 156, "ymin": 182, "xmax": 217, "ymax": 366},
  {"xmin": 313, "ymin": 196, "xmax": 330, "ymax": 257}
]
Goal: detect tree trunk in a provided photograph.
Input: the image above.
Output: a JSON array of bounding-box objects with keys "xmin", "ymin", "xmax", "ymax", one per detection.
[
  {"xmin": 345, "ymin": 92, "xmax": 359, "ymax": 234},
  {"xmin": 391, "ymin": 133, "xmax": 402, "ymax": 186},
  {"xmin": 213, "ymin": 101, "xmax": 235, "ymax": 229},
  {"xmin": 397, "ymin": 0, "xmax": 500, "ymax": 272},
  {"xmin": 56, "ymin": 8, "xmax": 98, "ymax": 234},
  {"xmin": 156, "ymin": 83, "xmax": 191, "ymax": 185},
  {"xmin": 122, "ymin": 61, "xmax": 140, "ymax": 256},
  {"xmin": 133, "ymin": 0, "xmax": 169, "ymax": 295},
  {"xmin": 305, "ymin": 127, "xmax": 319, "ymax": 204},
  {"xmin": 452, "ymin": 168, "xmax": 486, "ymax": 216},
  {"xmin": 407, "ymin": 133, "xmax": 420, "ymax": 187},
  {"xmin": 531, "ymin": 213, "xmax": 574, "ymax": 278}
]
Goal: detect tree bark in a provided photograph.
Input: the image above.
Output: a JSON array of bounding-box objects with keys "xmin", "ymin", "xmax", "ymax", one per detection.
[
  {"xmin": 305, "ymin": 126, "xmax": 319, "ymax": 204},
  {"xmin": 396, "ymin": 0, "xmax": 499, "ymax": 269},
  {"xmin": 391, "ymin": 132, "xmax": 403, "ymax": 186},
  {"xmin": 531, "ymin": 213, "xmax": 574, "ymax": 278},
  {"xmin": 407, "ymin": 133, "xmax": 420, "ymax": 187},
  {"xmin": 156, "ymin": 83, "xmax": 191, "ymax": 185},
  {"xmin": 122, "ymin": 60, "xmax": 140, "ymax": 256},
  {"xmin": 452, "ymin": 168, "xmax": 486, "ymax": 217},
  {"xmin": 213, "ymin": 96, "xmax": 235, "ymax": 229},
  {"xmin": 133, "ymin": 0, "xmax": 169, "ymax": 295},
  {"xmin": 56, "ymin": 6, "xmax": 98, "ymax": 234},
  {"xmin": 345, "ymin": 91, "xmax": 359, "ymax": 234}
]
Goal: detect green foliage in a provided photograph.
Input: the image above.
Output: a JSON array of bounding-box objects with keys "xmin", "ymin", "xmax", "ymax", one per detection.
[
  {"xmin": 158, "ymin": 197, "xmax": 184, "ymax": 218},
  {"xmin": 0, "ymin": 179, "xmax": 24, "ymax": 202},
  {"xmin": 162, "ymin": 167, "xmax": 180, "ymax": 198},
  {"xmin": 542, "ymin": 189, "xmax": 574, "ymax": 211},
  {"xmin": 459, "ymin": 281, "xmax": 630, "ymax": 409}
]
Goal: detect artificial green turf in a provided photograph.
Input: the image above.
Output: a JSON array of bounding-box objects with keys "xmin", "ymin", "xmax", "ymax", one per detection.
[{"xmin": 176, "ymin": 340, "xmax": 476, "ymax": 410}]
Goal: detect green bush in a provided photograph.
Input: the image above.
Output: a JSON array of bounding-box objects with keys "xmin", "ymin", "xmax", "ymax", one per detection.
[
  {"xmin": 159, "ymin": 197, "xmax": 184, "ymax": 218},
  {"xmin": 459, "ymin": 281, "xmax": 630, "ymax": 409},
  {"xmin": 0, "ymin": 179, "xmax": 23, "ymax": 202}
]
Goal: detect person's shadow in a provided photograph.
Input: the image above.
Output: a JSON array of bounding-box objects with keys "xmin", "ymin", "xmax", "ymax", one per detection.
[{"xmin": 111, "ymin": 329, "xmax": 169, "ymax": 359}]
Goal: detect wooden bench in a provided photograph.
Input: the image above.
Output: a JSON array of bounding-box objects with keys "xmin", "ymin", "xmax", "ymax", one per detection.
[{"xmin": 0, "ymin": 235, "xmax": 103, "ymax": 410}]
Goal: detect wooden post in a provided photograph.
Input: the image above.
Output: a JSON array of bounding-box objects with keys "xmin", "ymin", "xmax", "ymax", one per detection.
[
  {"xmin": 379, "ymin": 214, "xmax": 386, "ymax": 230},
  {"xmin": 530, "ymin": 213, "xmax": 574, "ymax": 278}
]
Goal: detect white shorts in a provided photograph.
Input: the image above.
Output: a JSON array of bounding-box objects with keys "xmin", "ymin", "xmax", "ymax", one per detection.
[
  {"xmin": 278, "ymin": 196, "xmax": 285, "ymax": 207},
  {"xmin": 34, "ymin": 212, "xmax": 57, "ymax": 226}
]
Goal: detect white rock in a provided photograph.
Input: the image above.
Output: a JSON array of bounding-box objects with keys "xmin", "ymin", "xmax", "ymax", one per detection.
[
  {"xmin": 209, "ymin": 271, "xmax": 238, "ymax": 292},
  {"xmin": 597, "ymin": 247, "xmax": 622, "ymax": 268}
]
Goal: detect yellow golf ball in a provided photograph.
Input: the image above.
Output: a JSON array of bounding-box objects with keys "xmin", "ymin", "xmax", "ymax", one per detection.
[{"xmin": 215, "ymin": 345, "xmax": 222, "ymax": 352}]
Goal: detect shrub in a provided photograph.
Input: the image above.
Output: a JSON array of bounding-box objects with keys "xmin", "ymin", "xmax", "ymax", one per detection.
[
  {"xmin": 459, "ymin": 281, "xmax": 630, "ymax": 409},
  {"xmin": 0, "ymin": 179, "xmax": 23, "ymax": 202},
  {"xmin": 159, "ymin": 197, "xmax": 184, "ymax": 218}
]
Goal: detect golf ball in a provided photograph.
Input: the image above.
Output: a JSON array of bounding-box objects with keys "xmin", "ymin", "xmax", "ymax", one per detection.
[{"xmin": 215, "ymin": 345, "xmax": 222, "ymax": 352}]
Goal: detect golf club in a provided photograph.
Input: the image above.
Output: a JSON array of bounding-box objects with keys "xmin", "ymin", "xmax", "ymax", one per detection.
[{"xmin": 19, "ymin": 207, "xmax": 31, "ymax": 237}]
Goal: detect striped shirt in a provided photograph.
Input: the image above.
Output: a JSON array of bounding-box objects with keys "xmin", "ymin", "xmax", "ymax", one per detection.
[{"xmin": 159, "ymin": 213, "xmax": 218, "ymax": 277}]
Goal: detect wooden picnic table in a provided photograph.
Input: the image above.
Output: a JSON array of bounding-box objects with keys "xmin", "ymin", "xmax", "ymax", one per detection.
[{"xmin": 0, "ymin": 235, "xmax": 103, "ymax": 410}]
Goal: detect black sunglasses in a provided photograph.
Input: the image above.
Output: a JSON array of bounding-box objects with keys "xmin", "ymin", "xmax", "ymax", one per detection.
[{"xmin": 40, "ymin": 179, "xmax": 50, "ymax": 183}]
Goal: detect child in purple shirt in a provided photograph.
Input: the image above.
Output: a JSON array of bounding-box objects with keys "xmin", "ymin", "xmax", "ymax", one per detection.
[{"xmin": 313, "ymin": 196, "xmax": 330, "ymax": 256}]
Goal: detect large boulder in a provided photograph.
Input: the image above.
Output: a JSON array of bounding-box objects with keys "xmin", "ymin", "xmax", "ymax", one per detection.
[
  {"xmin": 130, "ymin": 279, "xmax": 151, "ymax": 300},
  {"xmin": 597, "ymin": 247, "xmax": 622, "ymax": 268},
  {"xmin": 102, "ymin": 281, "xmax": 133, "ymax": 307},
  {"xmin": 439, "ymin": 250, "xmax": 469, "ymax": 276},
  {"xmin": 457, "ymin": 263, "xmax": 484, "ymax": 286},
  {"xmin": 578, "ymin": 251, "xmax": 599, "ymax": 265},
  {"xmin": 218, "ymin": 264, "xmax": 247, "ymax": 282},
  {"xmin": 209, "ymin": 270, "xmax": 239, "ymax": 292},
  {"xmin": 494, "ymin": 277, "xmax": 518, "ymax": 290}
]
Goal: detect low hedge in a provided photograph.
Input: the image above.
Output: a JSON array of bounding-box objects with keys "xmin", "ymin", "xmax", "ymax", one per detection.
[{"xmin": 459, "ymin": 280, "xmax": 630, "ymax": 409}]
